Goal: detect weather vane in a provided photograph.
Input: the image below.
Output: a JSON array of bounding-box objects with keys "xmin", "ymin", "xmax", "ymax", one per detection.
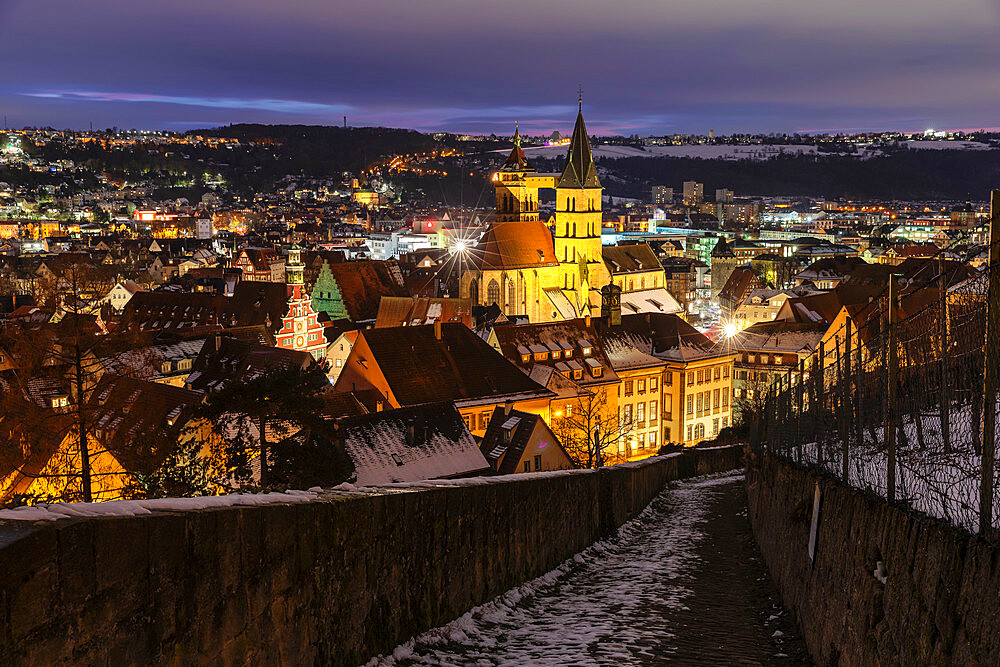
[{"xmin": 577, "ymin": 85, "xmax": 583, "ymax": 109}]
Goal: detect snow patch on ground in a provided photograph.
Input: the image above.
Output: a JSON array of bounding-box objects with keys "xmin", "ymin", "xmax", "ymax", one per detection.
[
  {"xmin": 787, "ymin": 403, "xmax": 995, "ymax": 532},
  {"xmin": 366, "ymin": 472, "xmax": 744, "ymax": 666}
]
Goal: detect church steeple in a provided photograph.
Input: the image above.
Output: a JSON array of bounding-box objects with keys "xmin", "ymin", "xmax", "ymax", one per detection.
[
  {"xmin": 501, "ymin": 122, "xmax": 532, "ymax": 172},
  {"xmin": 558, "ymin": 103, "xmax": 600, "ymax": 189}
]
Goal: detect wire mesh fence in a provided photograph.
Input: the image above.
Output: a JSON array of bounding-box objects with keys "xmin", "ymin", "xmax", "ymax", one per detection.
[{"xmin": 752, "ymin": 197, "xmax": 1000, "ymax": 537}]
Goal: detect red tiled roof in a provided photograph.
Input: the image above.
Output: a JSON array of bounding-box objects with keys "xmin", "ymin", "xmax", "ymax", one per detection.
[{"xmin": 474, "ymin": 222, "xmax": 558, "ymax": 271}]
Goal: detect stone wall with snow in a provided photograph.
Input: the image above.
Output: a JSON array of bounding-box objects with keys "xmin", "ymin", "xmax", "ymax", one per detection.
[
  {"xmin": 0, "ymin": 446, "xmax": 742, "ymax": 666},
  {"xmin": 746, "ymin": 449, "xmax": 1000, "ymax": 665}
]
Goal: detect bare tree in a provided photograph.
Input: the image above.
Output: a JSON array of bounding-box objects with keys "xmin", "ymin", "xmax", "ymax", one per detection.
[
  {"xmin": 733, "ymin": 369, "xmax": 773, "ymax": 433},
  {"xmin": 552, "ymin": 387, "xmax": 634, "ymax": 469},
  {"xmin": 0, "ymin": 255, "xmax": 152, "ymax": 504}
]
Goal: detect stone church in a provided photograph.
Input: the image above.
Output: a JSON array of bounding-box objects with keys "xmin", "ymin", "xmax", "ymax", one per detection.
[{"xmin": 460, "ymin": 103, "xmax": 611, "ymax": 322}]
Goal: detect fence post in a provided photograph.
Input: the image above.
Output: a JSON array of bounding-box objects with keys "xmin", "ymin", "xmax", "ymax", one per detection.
[
  {"xmin": 980, "ymin": 190, "xmax": 1000, "ymax": 534},
  {"xmin": 939, "ymin": 256, "xmax": 951, "ymax": 453},
  {"xmin": 887, "ymin": 275, "xmax": 898, "ymax": 504},
  {"xmin": 797, "ymin": 357, "xmax": 805, "ymax": 463},
  {"xmin": 854, "ymin": 325, "xmax": 864, "ymax": 448},
  {"xmin": 815, "ymin": 340, "xmax": 825, "ymax": 464},
  {"xmin": 843, "ymin": 320, "xmax": 852, "ymax": 481}
]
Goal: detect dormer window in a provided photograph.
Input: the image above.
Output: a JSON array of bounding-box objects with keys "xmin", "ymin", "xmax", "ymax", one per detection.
[
  {"xmin": 573, "ymin": 369, "xmax": 583, "ymax": 380},
  {"xmin": 551, "ymin": 350, "xmax": 561, "ymax": 359},
  {"xmin": 521, "ymin": 354, "xmax": 530, "ymax": 363},
  {"xmin": 583, "ymin": 347, "xmax": 592, "ymax": 356},
  {"xmin": 534, "ymin": 352, "xmax": 548, "ymax": 361}
]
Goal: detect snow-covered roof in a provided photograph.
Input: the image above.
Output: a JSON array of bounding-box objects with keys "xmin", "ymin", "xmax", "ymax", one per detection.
[{"xmin": 339, "ymin": 402, "xmax": 490, "ymax": 486}]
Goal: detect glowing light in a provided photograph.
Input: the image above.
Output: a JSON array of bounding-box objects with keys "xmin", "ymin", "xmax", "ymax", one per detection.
[
  {"xmin": 451, "ymin": 240, "xmax": 468, "ymax": 255},
  {"xmin": 724, "ymin": 323, "xmax": 738, "ymax": 338}
]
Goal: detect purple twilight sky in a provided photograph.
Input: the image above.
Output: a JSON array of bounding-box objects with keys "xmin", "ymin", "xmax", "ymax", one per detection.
[{"xmin": 2, "ymin": 0, "xmax": 1000, "ymax": 135}]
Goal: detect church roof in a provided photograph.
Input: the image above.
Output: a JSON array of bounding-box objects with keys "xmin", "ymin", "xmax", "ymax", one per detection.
[
  {"xmin": 501, "ymin": 128, "xmax": 533, "ymax": 172},
  {"xmin": 474, "ymin": 221, "xmax": 558, "ymax": 270},
  {"xmin": 558, "ymin": 108, "xmax": 601, "ymax": 189}
]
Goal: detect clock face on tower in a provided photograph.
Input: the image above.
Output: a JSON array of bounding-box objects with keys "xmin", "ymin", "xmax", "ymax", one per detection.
[{"xmin": 296, "ymin": 320, "xmax": 304, "ymax": 333}]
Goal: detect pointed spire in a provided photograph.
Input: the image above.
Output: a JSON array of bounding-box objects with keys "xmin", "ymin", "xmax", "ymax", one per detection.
[
  {"xmin": 558, "ymin": 100, "xmax": 601, "ymax": 189},
  {"xmin": 501, "ymin": 122, "xmax": 533, "ymax": 172}
]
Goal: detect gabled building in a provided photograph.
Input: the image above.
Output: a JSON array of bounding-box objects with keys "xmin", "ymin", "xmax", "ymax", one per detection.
[
  {"xmin": 333, "ymin": 402, "xmax": 491, "ymax": 485},
  {"xmin": 332, "ymin": 322, "xmax": 553, "ymax": 436},
  {"xmin": 487, "ymin": 316, "xmax": 620, "ymax": 434},
  {"xmin": 185, "ymin": 334, "xmax": 315, "ymax": 392},
  {"xmin": 309, "ymin": 259, "xmax": 348, "ymax": 321},
  {"xmin": 232, "ymin": 247, "xmax": 284, "ymax": 283},
  {"xmin": 594, "ymin": 312, "xmax": 736, "ymax": 447},
  {"xmin": 479, "ymin": 404, "xmax": 574, "ymax": 474},
  {"xmin": 731, "ymin": 321, "xmax": 826, "ymax": 402},
  {"xmin": 0, "ymin": 374, "xmax": 211, "ymax": 503},
  {"xmin": 719, "ymin": 267, "xmax": 764, "ymax": 317},
  {"xmin": 274, "ymin": 246, "xmax": 327, "ymax": 361}
]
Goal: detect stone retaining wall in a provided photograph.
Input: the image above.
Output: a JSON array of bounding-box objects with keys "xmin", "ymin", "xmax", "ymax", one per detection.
[
  {"xmin": 745, "ymin": 448, "xmax": 1000, "ymax": 665},
  {"xmin": 0, "ymin": 445, "xmax": 742, "ymax": 666}
]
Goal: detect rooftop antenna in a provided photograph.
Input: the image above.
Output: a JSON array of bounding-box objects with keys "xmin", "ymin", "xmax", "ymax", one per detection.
[{"xmin": 344, "ymin": 115, "xmax": 347, "ymax": 129}]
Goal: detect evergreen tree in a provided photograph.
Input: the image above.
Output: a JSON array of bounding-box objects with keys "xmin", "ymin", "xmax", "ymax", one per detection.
[{"xmin": 194, "ymin": 361, "xmax": 330, "ymax": 489}]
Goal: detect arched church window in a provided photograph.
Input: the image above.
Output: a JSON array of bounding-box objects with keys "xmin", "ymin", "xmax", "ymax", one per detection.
[
  {"xmin": 508, "ymin": 282, "xmax": 516, "ymax": 311},
  {"xmin": 469, "ymin": 279, "xmax": 479, "ymax": 304},
  {"xmin": 487, "ymin": 279, "xmax": 500, "ymax": 305}
]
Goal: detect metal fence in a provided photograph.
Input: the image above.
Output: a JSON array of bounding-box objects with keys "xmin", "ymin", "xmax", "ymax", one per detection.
[{"xmin": 752, "ymin": 193, "xmax": 1000, "ymax": 537}]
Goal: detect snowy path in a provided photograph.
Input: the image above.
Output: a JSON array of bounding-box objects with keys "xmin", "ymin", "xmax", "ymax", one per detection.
[{"xmin": 368, "ymin": 473, "xmax": 807, "ymax": 666}]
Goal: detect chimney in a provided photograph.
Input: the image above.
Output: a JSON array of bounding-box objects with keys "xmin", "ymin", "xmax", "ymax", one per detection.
[
  {"xmin": 434, "ymin": 320, "xmax": 442, "ymax": 340},
  {"xmin": 376, "ymin": 400, "xmax": 384, "ymax": 413},
  {"xmin": 504, "ymin": 399, "xmax": 513, "ymax": 416},
  {"xmin": 584, "ymin": 314, "xmax": 591, "ymax": 327}
]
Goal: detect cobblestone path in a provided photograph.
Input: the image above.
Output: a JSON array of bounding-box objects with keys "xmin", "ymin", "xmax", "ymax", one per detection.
[{"xmin": 372, "ymin": 472, "xmax": 810, "ymax": 666}]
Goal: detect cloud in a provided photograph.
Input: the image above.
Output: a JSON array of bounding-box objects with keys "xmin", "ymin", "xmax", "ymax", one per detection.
[{"xmin": 22, "ymin": 90, "xmax": 353, "ymax": 115}]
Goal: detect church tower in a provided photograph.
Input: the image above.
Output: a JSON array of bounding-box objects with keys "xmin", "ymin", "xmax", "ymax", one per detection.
[
  {"xmin": 275, "ymin": 245, "xmax": 327, "ymax": 361},
  {"xmin": 555, "ymin": 98, "xmax": 606, "ymax": 314},
  {"xmin": 493, "ymin": 125, "xmax": 539, "ymax": 223}
]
